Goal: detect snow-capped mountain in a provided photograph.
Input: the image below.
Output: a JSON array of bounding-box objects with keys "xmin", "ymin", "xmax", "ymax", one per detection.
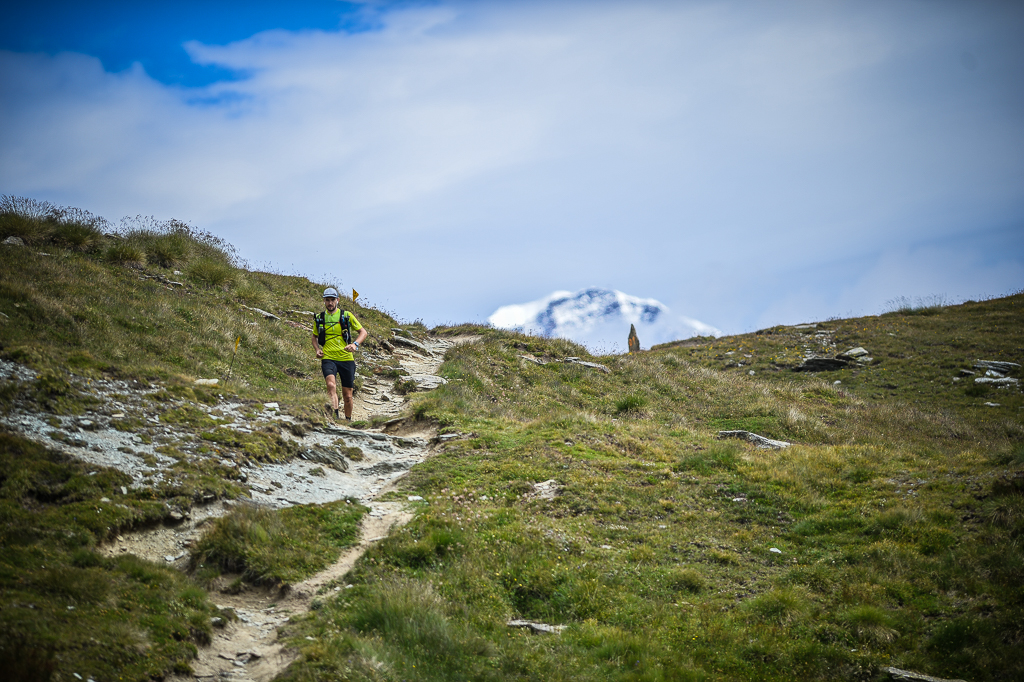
[{"xmin": 488, "ymin": 288, "xmax": 720, "ymax": 353}]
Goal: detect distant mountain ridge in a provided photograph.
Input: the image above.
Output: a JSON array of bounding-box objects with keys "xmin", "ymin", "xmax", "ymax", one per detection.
[{"xmin": 488, "ymin": 287, "xmax": 720, "ymax": 353}]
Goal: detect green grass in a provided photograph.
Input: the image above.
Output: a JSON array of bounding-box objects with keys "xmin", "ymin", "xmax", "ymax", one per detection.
[
  {"xmin": 189, "ymin": 500, "xmax": 366, "ymax": 585},
  {"xmin": 0, "ymin": 432, "xmax": 219, "ymax": 680},
  {"xmin": 281, "ymin": 304, "xmax": 1023, "ymax": 681},
  {"xmin": 2, "ymin": 197, "xmax": 1022, "ymax": 682}
]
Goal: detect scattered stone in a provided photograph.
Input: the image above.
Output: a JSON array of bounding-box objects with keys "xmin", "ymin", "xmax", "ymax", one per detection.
[
  {"xmin": 840, "ymin": 347, "xmax": 869, "ymax": 358},
  {"xmin": 407, "ymin": 495, "xmax": 425, "ymax": 502},
  {"xmin": 793, "ymin": 323, "xmax": 818, "ymax": 330},
  {"xmin": 563, "ymin": 357, "xmax": 610, "ymax": 373},
  {"xmin": 263, "ymin": 402, "xmax": 279, "ymax": 410},
  {"xmin": 211, "ymin": 617, "xmax": 225, "ymax": 628},
  {"xmin": 974, "ymin": 377, "xmax": 1019, "ymax": 386},
  {"xmin": 77, "ymin": 419, "xmax": 98, "ymax": 431},
  {"xmin": 519, "ymin": 354, "xmax": 546, "ymax": 366},
  {"xmin": 974, "ymin": 360, "xmax": 1020, "ymax": 374},
  {"xmin": 769, "ymin": 547, "xmax": 782, "ymax": 554},
  {"xmin": 718, "ymin": 430, "xmax": 791, "ymax": 450},
  {"xmin": 883, "ymin": 666, "xmax": 967, "ymax": 682},
  {"xmin": 241, "ymin": 305, "xmax": 280, "ymax": 320},
  {"xmin": 528, "ymin": 479, "xmax": 562, "ymax": 500},
  {"xmin": 985, "ymin": 369, "xmax": 1005, "ymax": 378},
  {"xmin": 983, "ymin": 402, "xmax": 1001, "ymax": 407},
  {"xmin": 194, "ymin": 378, "xmax": 219, "ymax": 386},
  {"xmin": 391, "ymin": 335, "xmax": 430, "ymax": 355},
  {"xmin": 408, "ymin": 374, "xmax": 447, "ymax": 390},
  {"xmin": 958, "ymin": 369, "xmax": 976, "ymax": 377},
  {"xmin": 507, "ymin": 619, "xmax": 567, "ymax": 634},
  {"xmin": 3, "ymin": 236, "xmax": 25, "ymax": 246}
]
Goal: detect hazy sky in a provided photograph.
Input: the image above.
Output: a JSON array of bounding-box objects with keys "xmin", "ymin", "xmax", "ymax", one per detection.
[{"xmin": 2, "ymin": 0, "xmax": 1022, "ymax": 334}]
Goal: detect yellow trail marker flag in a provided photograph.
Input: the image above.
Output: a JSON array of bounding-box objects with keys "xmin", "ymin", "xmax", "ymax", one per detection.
[
  {"xmin": 352, "ymin": 288, "xmax": 359, "ymax": 302},
  {"xmin": 235, "ymin": 336, "xmax": 240, "ymax": 351}
]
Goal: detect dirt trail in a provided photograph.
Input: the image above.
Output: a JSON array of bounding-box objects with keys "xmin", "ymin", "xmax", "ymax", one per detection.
[
  {"xmin": 0, "ymin": 332, "xmax": 474, "ymax": 681},
  {"xmin": 157, "ymin": 335, "xmax": 471, "ymax": 682},
  {"xmin": 168, "ymin": 497, "xmax": 414, "ymax": 681}
]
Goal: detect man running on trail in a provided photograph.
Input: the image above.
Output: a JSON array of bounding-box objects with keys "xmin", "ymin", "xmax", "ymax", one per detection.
[{"xmin": 312, "ymin": 287, "xmax": 367, "ymax": 421}]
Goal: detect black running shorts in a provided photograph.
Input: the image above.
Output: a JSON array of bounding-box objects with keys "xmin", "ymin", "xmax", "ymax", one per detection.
[{"xmin": 321, "ymin": 359, "xmax": 356, "ymax": 388}]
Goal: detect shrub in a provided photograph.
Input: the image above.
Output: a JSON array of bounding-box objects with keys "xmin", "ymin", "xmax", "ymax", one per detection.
[
  {"xmin": 51, "ymin": 221, "xmax": 105, "ymax": 252},
  {"xmin": 615, "ymin": 391, "xmax": 648, "ymax": 415},
  {"xmin": 0, "ymin": 212, "xmax": 53, "ymax": 245},
  {"xmin": 666, "ymin": 567, "xmax": 705, "ymax": 594},
  {"xmin": 144, "ymin": 231, "xmax": 192, "ymax": 268},
  {"xmin": 104, "ymin": 238, "xmax": 146, "ymax": 266},
  {"xmin": 187, "ymin": 258, "xmax": 235, "ymax": 287}
]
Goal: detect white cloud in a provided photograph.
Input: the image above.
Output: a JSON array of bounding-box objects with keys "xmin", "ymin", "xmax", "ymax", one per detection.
[{"xmin": 1, "ymin": 1, "xmax": 1022, "ymax": 331}]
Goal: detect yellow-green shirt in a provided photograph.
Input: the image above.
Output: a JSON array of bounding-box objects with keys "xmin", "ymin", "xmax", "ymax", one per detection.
[{"xmin": 321, "ymin": 310, "xmax": 363, "ymax": 362}]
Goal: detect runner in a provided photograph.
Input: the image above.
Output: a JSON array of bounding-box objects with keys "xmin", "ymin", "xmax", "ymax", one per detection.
[{"xmin": 311, "ymin": 287, "xmax": 367, "ymax": 421}]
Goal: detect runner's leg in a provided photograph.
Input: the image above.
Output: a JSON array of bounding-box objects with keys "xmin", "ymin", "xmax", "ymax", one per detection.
[
  {"xmin": 342, "ymin": 386, "xmax": 354, "ymax": 419},
  {"xmin": 325, "ymin": 374, "xmax": 339, "ymax": 412}
]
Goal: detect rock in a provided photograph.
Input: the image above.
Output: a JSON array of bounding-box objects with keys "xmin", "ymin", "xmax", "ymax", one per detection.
[
  {"xmin": 507, "ymin": 619, "xmax": 567, "ymax": 634},
  {"xmin": 983, "ymin": 402, "xmax": 1001, "ymax": 407},
  {"xmin": 263, "ymin": 402, "xmax": 279, "ymax": 410},
  {"xmin": 194, "ymin": 378, "xmax": 219, "ymax": 386},
  {"xmin": 2, "ymin": 236, "xmax": 25, "ymax": 246},
  {"xmin": 840, "ymin": 347, "xmax": 869, "ymax": 358},
  {"xmin": 974, "ymin": 377, "xmax": 1019, "ymax": 386},
  {"xmin": 563, "ymin": 357, "xmax": 611, "ymax": 373},
  {"xmin": 984, "ymin": 369, "xmax": 1005, "ymax": 378},
  {"xmin": 628, "ymin": 324, "xmax": 640, "ymax": 354},
  {"xmin": 769, "ymin": 547, "xmax": 782, "ymax": 554},
  {"xmin": 408, "ymin": 374, "xmax": 447, "ymax": 390},
  {"xmin": 793, "ymin": 357, "xmax": 850, "ymax": 372},
  {"xmin": 297, "ymin": 446, "xmax": 350, "ymax": 472},
  {"xmin": 718, "ymin": 430, "xmax": 791, "ymax": 450},
  {"xmin": 974, "ymin": 360, "xmax": 1020, "ymax": 374},
  {"xmin": 528, "ymin": 479, "xmax": 562, "ymax": 500},
  {"xmin": 408, "ymin": 495, "xmax": 425, "ymax": 502},
  {"xmin": 211, "ymin": 617, "xmax": 225, "ymax": 628},
  {"xmin": 519, "ymin": 354, "xmax": 546, "ymax": 366},
  {"xmin": 77, "ymin": 419, "xmax": 98, "ymax": 431},
  {"xmin": 958, "ymin": 369, "xmax": 976, "ymax": 377},
  {"xmin": 391, "ymin": 335, "xmax": 430, "ymax": 355},
  {"xmin": 250, "ymin": 307, "xmax": 279, "ymax": 320},
  {"xmin": 883, "ymin": 665, "xmax": 967, "ymax": 682}
]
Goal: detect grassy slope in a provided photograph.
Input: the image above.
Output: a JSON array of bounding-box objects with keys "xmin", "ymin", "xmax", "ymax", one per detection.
[
  {"xmin": 2, "ymin": 206, "xmax": 1022, "ymax": 681},
  {"xmin": 280, "ymin": 300, "xmax": 1023, "ymax": 682},
  {"xmin": 0, "ymin": 224, "xmax": 400, "ymax": 680}
]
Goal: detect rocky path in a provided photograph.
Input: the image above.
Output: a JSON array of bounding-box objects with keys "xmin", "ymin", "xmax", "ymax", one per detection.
[{"xmin": 0, "ymin": 333, "xmax": 469, "ymax": 682}]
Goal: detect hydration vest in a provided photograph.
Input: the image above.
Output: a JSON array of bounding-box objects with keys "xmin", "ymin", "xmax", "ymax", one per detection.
[{"xmin": 314, "ymin": 310, "xmax": 351, "ymax": 347}]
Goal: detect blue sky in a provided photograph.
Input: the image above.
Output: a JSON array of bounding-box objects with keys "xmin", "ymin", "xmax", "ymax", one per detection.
[{"xmin": 2, "ymin": 0, "xmax": 1022, "ymax": 336}]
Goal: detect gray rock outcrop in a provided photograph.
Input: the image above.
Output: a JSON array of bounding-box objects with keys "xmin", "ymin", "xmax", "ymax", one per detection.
[
  {"xmin": 718, "ymin": 430, "xmax": 791, "ymax": 450},
  {"xmin": 974, "ymin": 360, "xmax": 1020, "ymax": 374}
]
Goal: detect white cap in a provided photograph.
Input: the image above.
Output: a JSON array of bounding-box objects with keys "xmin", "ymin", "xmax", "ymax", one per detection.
[{"xmin": 323, "ymin": 287, "xmax": 339, "ymax": 299}]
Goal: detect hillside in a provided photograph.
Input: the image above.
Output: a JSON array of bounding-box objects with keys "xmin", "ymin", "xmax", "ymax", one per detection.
[{"xmin": 2, "ymin": 200, "xmax": 1023, "ymax": 682}]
